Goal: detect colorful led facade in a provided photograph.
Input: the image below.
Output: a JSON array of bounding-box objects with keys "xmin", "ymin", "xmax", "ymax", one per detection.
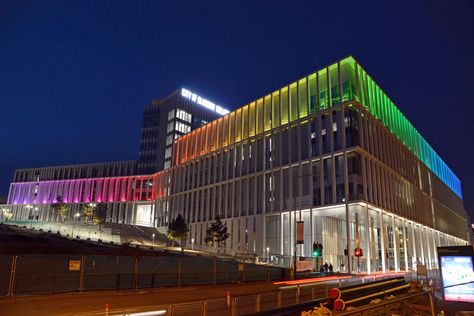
[
  {"xmin": 8, "ymin": 173, "xmax": 166, "ymax": 205},
  {"xmin": 174, "ymin": 57, "xmax": 461, "ymax": 198},
  {"xmin": 3, "ymin": 56, "xmax": 467, "ymax": 275}
]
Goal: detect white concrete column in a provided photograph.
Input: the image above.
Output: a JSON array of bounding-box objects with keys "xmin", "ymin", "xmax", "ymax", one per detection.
[
  {"xmin": 379, "ymin": 210, "xmax": 386, "ymax": 273},
  {"xmin": 392, "ymin": 215, "xmax": 399, "ymax": 272},
  {"xmin": 365, "ymin": 205, "xmax": 371, "ymax": 274},
  {"xmin": 403, "ymin": 219, "xmax": 409, "ymax": 272},
  {"xmin": 425, "ymin": 228, "xmax": 432, "ymax": 268},
  {"xmin": 410, "ymin": 222, "xmax": 417, "ymax": 270}
]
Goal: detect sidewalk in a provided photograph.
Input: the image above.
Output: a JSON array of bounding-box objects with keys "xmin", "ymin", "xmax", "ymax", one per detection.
[{"xmin": 0, "ymin": 281, "xmax": 286, "ymax": 315}]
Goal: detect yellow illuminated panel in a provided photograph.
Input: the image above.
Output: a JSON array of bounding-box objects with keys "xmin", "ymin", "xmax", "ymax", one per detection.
[
  {"xmin": 249, "ymin": 101, "xmax": 256, "ymax": 137},
  {"xmin": 264, "ymin": 95, "xmax": 271, "ymax": 131},
  {"xmin": 242, "ymin": 105, "xmax": 249, "ymax": 140},
  {"xmin": 223, "ymin": 114, "xmax": 229, "ymax": 146},
  {"xmin": 289, "ymin": 82, "xmax": 298, "ymax": 122},
  {"xmin": 308, "ymin": 73, "xmax": 317, "ymax": 113},
  {"xmin": 229, "ymin": 111, "xmax": 235, "ymax": 143},
  {"xmin": 281, "ymin": 87, "xmax": 289, "ymax": 124},
  {"xmin": 235, "ymin": 109, "xmax": 242, "ymax": 142},
  {"xmin": 256, "ymin": 98, "xmax": 263, "ymax": 134},
  {"xmin": 272, "ymin": 91, "xmax": 280, "ymax": 128}
]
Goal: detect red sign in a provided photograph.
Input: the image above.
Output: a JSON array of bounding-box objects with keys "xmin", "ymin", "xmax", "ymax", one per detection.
[{"xmin": 296, "ymin": 221, "xmax": 304, "ymax": 244}]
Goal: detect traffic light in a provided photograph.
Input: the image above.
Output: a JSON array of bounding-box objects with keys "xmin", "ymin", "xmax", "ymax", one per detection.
[
  {"xmin": 313, "ymin": 242, "xmax": 323, "ymax": 257},
  {"xmin": 354, "ymin": 247, "xmax": 363, "ymax": 257},
  {"xmin": 313, "ymin": 242, "xmax": 319, "ymax": 257}
]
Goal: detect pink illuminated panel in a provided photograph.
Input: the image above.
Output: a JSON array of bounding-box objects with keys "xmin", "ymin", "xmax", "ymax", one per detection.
[{"xmin": 7, "ymin": 172, "xmax": 167, "ymax": 205}]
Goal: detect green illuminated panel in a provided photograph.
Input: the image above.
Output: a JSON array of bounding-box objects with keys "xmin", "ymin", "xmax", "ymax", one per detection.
[
  {"xmin": 298, "ymin": 78, "xmax": 308, "ymax": 118},
  {"xmin": 308, "ymin": 73, "xmax": 317, "ymax": 113},
  {"xmin": 354, "ymin": 60, "xmax": 461, "ymax": 197},
  {"xmin": 329, "ymin": 64, "xmax": 339, "ymax": 106},
  {"xmin": 318, "ymin": 69, "xmax": 328, "ymax": 110}
]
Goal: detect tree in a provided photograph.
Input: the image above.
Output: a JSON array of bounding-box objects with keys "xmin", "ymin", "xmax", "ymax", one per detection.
[
  {"xmin": 167, "ymin": 214, "xmax": 189, "ymax": 252},
  {"xmin": 205, "ymin": 216, "xmax": 230, "ymax": 253},
  {"xmin": 93, "ymin": 203, "xmax": 107, "ymax": 231},
  {"xmin": 81, "ymin": 203, "xmax": 94, "ymax": 222},
  {"xmin": 51, "ymin": 196, "xmax": 69, "ymax": 222}
]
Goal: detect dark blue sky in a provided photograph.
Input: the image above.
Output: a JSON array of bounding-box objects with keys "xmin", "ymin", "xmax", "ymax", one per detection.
[{"xmin": 1, "ymin": 1, "xmax": 473, "ymax": 218}]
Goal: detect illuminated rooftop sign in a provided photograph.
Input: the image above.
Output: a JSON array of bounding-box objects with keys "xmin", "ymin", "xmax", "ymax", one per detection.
[{"xmin": 181, "ymin": 88, "xmax": 230, "ymax": 115}]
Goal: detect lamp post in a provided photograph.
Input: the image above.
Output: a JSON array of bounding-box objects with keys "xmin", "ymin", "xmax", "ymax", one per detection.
[
  {"xmin": 191, "ymin": 238, "xmax": 195, "ymax": 251},
  {"xmin": 152, "ymin": 233, "xmax": 155, "ymax": 246}
]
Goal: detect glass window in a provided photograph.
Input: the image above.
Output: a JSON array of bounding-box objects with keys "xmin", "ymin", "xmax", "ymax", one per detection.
[
  {"xmin": 168, "ymin": 109, "xmax": 175, "ymax": 121},
  {"xmin": 176, "ymin": 109, "xmax": 192, "ymax": 123},
  {"xmin": 164, "ymin": 147, "xmax": 172, "ymax": 158},
  {"xmin": 242, "ymin": 105, "xmax": 249, "ymax": 140},
  {"xmin": 216, "ymin": 118, "xmax": 223, "ymax": 148},
  {"xmin": 289, "ymin": 82, "xmax": 298, "ymax": 122},
  {"xmin": 318, "ymin": 68, "xmax": 329, "ymax": 110},
  {"xmin": 235, "ymin": 109, "xmax": 242, "ymax": 142},
  {"xmin": 211, "ymin": 121, "xmax": 218, "ymax": 150},
  {"xmin": 298, "ymin": 78, "xmax": 308, "ymax": 118},
  {"xmin": 308, "ymin": 73, "xmax": 317, "ymax": 113},
  {"xmin": 167, "ymin": 122, "xmax": 174, "ymax": 133},
  {"xmin": 272, "ymin": 91, "xmax": 280, "ymax": 128},
  {"xmin": 249, "ymin": 101, "xmax": 256, "ymax": 137},
  {"xmin": 223, "ymin": 114, "xmax": 229, "ymax": 146},
  {"xmin": 329, "ymin": 63, "xmax": 340, "ymax": 106},
  {"xmin": 340, "ymin": 57, "xmax": 357, "ymax": 102},
  {"xmin": 256, "ymin": 98, "xmax": 264, "ymax": 134},
  {"xmin": 166, "ymin": 134, "xmax": 173, "ymax": 146},
  {"xmin": 264, "ymin": 95, "xmax": 271, "ymax": 131},
  {"xmin": 281, "ymin": 87, "xmax": 289, "ymax": 125}
]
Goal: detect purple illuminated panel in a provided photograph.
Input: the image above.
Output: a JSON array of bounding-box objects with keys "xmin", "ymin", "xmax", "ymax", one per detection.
[{"xmin": 7, "ymin": 172, "xmax": 167, "ymax": 205}]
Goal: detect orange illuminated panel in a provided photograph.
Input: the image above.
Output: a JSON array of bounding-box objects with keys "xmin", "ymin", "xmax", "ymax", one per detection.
[
  {"xmin": 229, "ymin": 111, "xmax": 235, "ymax": 144},
  {"xmin": 223, "ymin": 114, "xmax": 229, "ymax": 146},
  {"xmin": 216, "ymin": 117, "xmax": 223, "ymax": 149},
  {"xmin": 198, "ymin": 126, "xmax": 205, "ymax": 155},
  {"xmin": 211, "ymin": 121, "xmax": 218, "ymax": 151}
]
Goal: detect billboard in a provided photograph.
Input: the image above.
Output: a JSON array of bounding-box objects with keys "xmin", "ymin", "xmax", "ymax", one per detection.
[{"xmin": 438, "ymin": 245, "xmax": 474, "ymax": 303}]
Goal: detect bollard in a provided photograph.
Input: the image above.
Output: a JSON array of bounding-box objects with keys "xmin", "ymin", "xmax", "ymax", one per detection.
[
  {"xmin": 105, "ymin": 303, "xmax": 110, "ymax": 316},
  {"xmin": 227, "ymin": 289, "xmax": 231, "ymax": 307}
]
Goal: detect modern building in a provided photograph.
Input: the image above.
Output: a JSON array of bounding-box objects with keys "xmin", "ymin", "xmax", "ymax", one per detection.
[
  {"xmin": 3, "ymin": 56, "xmax": 468, "ymax": 274},
  {"xmin": 137, "ymin": 89, "xmax": 230, "ymax": 174}
]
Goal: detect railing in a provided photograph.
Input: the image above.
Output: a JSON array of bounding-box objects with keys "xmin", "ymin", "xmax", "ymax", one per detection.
[{"xmin": 102, "ymin": 274, "xmax": 447, "ymax": 316}]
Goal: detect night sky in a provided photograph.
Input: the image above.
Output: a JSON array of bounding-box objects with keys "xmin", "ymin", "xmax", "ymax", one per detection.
[{"xmin": 1, "ymin": 1, "xmax": 473, "ymax": 219}]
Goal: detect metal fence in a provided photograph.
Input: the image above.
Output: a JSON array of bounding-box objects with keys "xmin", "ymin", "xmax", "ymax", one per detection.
[
  {"xmin": 103, "ymin": 274, "xmax": 432, "ymax": 316},
  {"xmin": 0, "ymin": 254, "xmax": 286, "ymax": 297}
]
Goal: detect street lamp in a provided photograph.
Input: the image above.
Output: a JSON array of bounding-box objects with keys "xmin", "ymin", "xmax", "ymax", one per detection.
[
  {"xmin": 191, "ymin": 238, "xmax": 195, "ymax": 251},
  {"xmin": 152, "ymin": 233, "xmax": 155, "ymax": 246}
]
